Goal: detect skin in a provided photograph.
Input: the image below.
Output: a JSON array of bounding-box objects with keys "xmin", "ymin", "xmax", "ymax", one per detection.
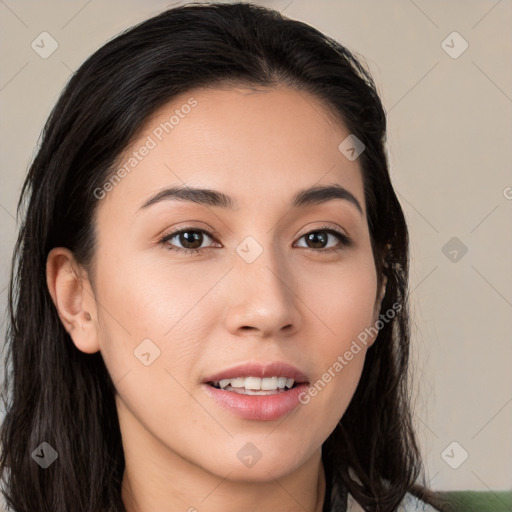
[{"xmin": 46, "ymin": 85, "xmax": 386, "ymax": 512}]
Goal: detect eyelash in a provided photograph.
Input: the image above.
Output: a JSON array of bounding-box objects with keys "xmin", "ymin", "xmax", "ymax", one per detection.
[{"xmin": 159, "ymin": 225, "xmax": 352, "ymax": 256}]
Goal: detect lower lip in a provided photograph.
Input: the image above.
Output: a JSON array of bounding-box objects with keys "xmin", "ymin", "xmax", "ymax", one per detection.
[{"xmin": 202, "ymin": 383, "xmax": 309, "ymax": 421}]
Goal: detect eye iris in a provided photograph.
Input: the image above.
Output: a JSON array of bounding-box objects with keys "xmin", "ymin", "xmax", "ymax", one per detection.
[
  {"xmin": 179, "ymin": 230, "xmax": 203, "ymax": 249},
  {"xmin": 306, "ymin": 231, "xmax": 327, "ymax": 249}
]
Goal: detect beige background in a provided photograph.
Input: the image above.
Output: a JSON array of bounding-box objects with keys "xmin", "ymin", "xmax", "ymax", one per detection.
[{"xmin": 1, "ymin": 0, "xmax": 511, "ymax": 494}]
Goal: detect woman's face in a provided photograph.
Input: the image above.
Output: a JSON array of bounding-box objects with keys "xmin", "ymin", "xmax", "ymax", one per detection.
[{"xmin": 84, "ymin": 85, "xmax": 383, "ymax": 482}]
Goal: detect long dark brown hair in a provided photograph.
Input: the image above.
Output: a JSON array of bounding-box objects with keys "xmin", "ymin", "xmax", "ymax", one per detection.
[{"xmin": 1, "ymin": 3, "xmax": 447, "ymax": 511}]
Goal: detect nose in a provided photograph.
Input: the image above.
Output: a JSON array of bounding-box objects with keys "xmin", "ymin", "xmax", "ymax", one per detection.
[{"xmin": 224, "ymin": 240, "xmax": 302, "ymax": 338}]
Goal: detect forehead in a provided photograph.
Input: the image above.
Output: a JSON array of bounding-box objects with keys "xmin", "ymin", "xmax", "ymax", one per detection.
[{"xmin": 98, "ymin": 85, "xmax": 366, "ymax": 217}]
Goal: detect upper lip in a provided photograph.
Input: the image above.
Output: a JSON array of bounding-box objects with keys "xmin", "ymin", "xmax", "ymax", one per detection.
[{"xmin": 202, "ymin": 361, "xmax": 309, "ymax": 384}]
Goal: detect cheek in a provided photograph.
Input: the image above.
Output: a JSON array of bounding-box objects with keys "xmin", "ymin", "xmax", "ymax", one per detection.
[
  {"xmin": 92, "ymin": 254, "xmax": 217, "ymax": 433},
  {"xmin": 295, "ymin": 253, "xmax": 377, "ymax": 419},
  {"xmin": 301, "ymin": 252, "xmax": 378, "ymax": 348},
  {"xmin": 92, "ymin": 250, "xmax": 225, "ymax": 376}
]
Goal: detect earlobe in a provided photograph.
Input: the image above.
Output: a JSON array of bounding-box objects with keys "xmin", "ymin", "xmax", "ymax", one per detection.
[{"xmin": 46, "ymin": 248, "xmax": 100, "ymax": 354}]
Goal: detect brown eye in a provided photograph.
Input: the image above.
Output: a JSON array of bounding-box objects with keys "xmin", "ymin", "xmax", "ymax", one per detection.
[
  {"xmin": 295, "ymin": 228, "xmax": 351, "ymax": 252},
  {"xmin": 304, "ymin": 231, "xmax": 329, "ymax": 249},
  {"xmin": 160, "ymin": 228, "xmax": 217, "ymax": 255}
]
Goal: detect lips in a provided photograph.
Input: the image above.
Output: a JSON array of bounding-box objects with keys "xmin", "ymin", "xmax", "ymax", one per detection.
[
  {"xmin": 202, "ymin": 361, "xmax": 309, "ymax": 385},
  {"xmin": 201, "ymin": 361, "xmax": 311, "ymax": 421},
  {"xmin": 203, "ymin": 381, "xmax": 310, "ymax": 421}
]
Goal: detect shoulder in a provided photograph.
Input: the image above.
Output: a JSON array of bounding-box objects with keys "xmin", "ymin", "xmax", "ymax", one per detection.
[
  {"xmin": 347, "ymin": 491, "xmax": 440, "ymax": 511},
  {"xmin": 395, "ymin": 492, "xmax": 440, "ymax": 511}
]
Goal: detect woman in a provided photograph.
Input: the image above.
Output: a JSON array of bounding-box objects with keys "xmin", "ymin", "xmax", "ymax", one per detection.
[{"xmin": 0, "ymin": 3, "xmax": 449, "ymax": 511}]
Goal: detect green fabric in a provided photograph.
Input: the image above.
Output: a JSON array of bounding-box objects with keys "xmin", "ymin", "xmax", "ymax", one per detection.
[{"xmin": 435, "ymin": 490, "xmax": 512, "ymax": 512}]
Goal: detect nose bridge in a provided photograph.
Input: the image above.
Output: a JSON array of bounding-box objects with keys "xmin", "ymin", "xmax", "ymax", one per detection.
[
  {"xmin": 236, "ymin": 232, "xmax": 291, "ymax": 297},
  {"xmin": 227, "ymin": 231, "xmax": 299, "ymax": 335}
]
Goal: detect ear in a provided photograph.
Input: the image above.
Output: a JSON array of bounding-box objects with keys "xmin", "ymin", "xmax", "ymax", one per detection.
[
  {"xmin": 376, "ymin": 273, "xmax": 388, "ymax": 311},
  {"xmin": 372, "ymin": 244, "xmax": 391, "ymax": 321},
  {"xmin": 46, "ymin": 247, "xmax": 100, "ymax": 354},
  {"xmin": 367, "ymin": 272, "xmax": 388, "ymax": 347}
]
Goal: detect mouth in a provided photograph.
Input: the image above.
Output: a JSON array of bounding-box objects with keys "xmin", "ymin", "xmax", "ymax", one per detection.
[
  {"xmin": 207, "ymin": 376, "xmax": 302, "ymax": 395},
  {"xmin": 202, "ymin": 361, "xmax": 309, "ymax": 396},
  {"xmin": 201, "ymin": 362, "xmax": 311, "ymax": 421}
]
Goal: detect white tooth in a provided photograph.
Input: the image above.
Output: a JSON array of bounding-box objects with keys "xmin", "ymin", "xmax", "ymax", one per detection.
[
  {"xmin": 219, "ymin": 378, "xmax": 231, "ymax": 389},
  {"xmin": 260, "ymin": 376, "xmax": 278, "ymax": 390},
  {"xmin": 244, "ymin": 377, "xmax": 261, "ymax": 390},
  {"xmin": 216, "ymin": 376, "xmax": 295, "ymax": 391},
  {"xmin": 230, "ymin": 387, "xmax": 283, "ymax": 395},
  {"xmin": 276, "ymin": 376, "xmax": 287, "ymax": 388},
  {"xmin": 230, "ymin": 377, "xmax": 245, "ymax": 388}
]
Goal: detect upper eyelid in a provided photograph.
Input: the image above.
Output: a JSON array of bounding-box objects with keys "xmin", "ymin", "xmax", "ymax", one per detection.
[{"xmin": 295, "ymin": 223, "xmax": 349, "ymax": 239}]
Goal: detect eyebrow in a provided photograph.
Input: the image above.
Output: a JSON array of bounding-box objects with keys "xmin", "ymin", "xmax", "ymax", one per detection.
[{"xmin": 139, "ymin": 183, "xmax": 363, "ymax": 215}]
